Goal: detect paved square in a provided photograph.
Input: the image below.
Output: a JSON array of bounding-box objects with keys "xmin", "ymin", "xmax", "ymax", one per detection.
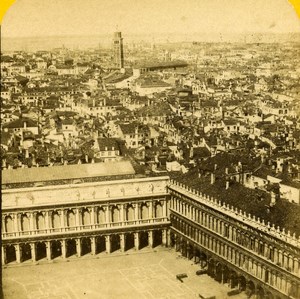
[{"xmin": 3, "ymin": 248, "xmax": 248, "ymax": 299}]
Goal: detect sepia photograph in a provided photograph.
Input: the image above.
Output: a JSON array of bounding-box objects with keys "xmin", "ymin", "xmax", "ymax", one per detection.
[{"xmin": 1, "ymin": 0, "xmax": 300, "ymax": 298}]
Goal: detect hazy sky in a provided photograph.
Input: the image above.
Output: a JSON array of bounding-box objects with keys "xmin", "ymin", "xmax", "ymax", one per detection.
[{"xmin": 2, "ymin": 0, "xmax": 300, "ymax": 37}]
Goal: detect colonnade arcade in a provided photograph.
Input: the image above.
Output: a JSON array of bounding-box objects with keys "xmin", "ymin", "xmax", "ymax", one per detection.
[
  {"xmin": 2, "ymin": 229, "xmax": 169, "ymax": 265},
  {"xmin": 169, "ymin": 194, "xmax": 300, "ymax": 299},
  {"xmin": 171, "ymin": 229, "xmax": 285, "ymax": 299},
  {"xmin": 2, "ymin": 199, "xmax": 168, "ymax": 238}
]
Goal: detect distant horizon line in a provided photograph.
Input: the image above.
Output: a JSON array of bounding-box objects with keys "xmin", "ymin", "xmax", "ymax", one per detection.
[{"xmin": 2, "ymin": 31, "xmax": 300, "ymax": 40}]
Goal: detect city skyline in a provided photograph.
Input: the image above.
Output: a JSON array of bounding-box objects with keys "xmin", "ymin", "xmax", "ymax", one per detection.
[{"xmin": 2, "ymin": 0, "xmax": 300, "ymax": 38}]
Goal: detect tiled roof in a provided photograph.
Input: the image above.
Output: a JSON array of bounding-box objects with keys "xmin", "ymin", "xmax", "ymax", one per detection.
[
  {"xmin": 2, "ymin": 160, "xmax": 135, "ymax": 184},
  {"xmin": 3, "ymin": 117, "xmax": 38, "ymax": 129}
]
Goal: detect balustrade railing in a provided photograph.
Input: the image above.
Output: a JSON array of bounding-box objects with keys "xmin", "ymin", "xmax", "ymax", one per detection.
[
  {"xmin": 2, "ymin": 217, "xmax": 169, "ymax": 239},
  {"xmin": 169, "ymin": 180, "xmax": 300, "ymax": 249}
]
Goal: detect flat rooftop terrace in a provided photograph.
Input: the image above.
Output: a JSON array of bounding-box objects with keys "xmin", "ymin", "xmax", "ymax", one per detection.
[
  {"xmin": 2, "ymin": 160, "xmax": 136, "ymax": 189},
  {"xmin": 2, "ymin": 248, "xmax": 247, "ymax": 299}
]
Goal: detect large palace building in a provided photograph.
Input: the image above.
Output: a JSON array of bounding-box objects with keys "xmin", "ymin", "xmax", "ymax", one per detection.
[{"xmin": 2, "ymin": 161, "xmax": 300, "ymax": 299}]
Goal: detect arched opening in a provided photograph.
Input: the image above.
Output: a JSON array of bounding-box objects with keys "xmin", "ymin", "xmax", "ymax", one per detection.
[
  {"xmin": 289, "ymin": 283, "xmax": 299, "ymax": 299},
  {"xmin": 223, "ymin": 265, "xmax": 230, "ymax": 284},
  {"xmin": 265, "ymin": 291, "xmax": 274, "ymax": 299},
  {"xmin": 21, "ymin": 214, "xmax": 30, "ymax": 233},
  {"xmin": 66, "ymin": 239, "xmax": 77, "ymax": 257},
  {"xmin": 21, "ymin": 243, "xmax": 31, "ymax": 262},
  {"xmin": 51, "ymin": 240, "xmax": 62, "ymax": 259},
  {"xmin": 126, "ymin": 204, "xmax": 134, "ymax": 222},
  {"xmin": 36, "ymin": 213, "xmax": 45, "ymax": 231},
  {"xmin": 82, "ymin": 209, "xmax": 91, "ymax": 227},
  {"xmin": 257, "ymin": 286, "xmax": 265, "ymax": 299},
  {"xmin": 96, "ymin": 236, "xmax": 106, "ymax": 253},
  {"xmin": 140, "ymin": 231, "xmax": 148, "ymax": 249},
  {"xmin": 81, "ymin": 237, "xmax": 91, "ymax": 256},
  {"xmin": 36, "ymin": 242, "xmax": 46, "ymax": 261},
  {"xmin": 5, "ymin": 216, "xmax": 14, "ymax": 234},
  {"xmin": 6, "ymin": 245, "xmax": 16, "ymax": 263},
  {"xmin": 51, "ymin": 212, "xmax": 61, "ymax": 231},
  {"xmin": 97, "ymin": 208, "xmax": 105, "ymax": 225},
  {"xmin": 111, "ymin": 207, "xmax": 120, "ymax": 223},
  {"xmin": 246, "ymin": 280, "xmax": 255, "ymax": 298},
  {"xmin": 193, "ymin": 248, "xmax": 201, "ymax": 264},
  {"xmin": 141, "ymin": 204, "xmax": 149, "ymax": 219},
  {"xmin": 229, "ymin": 271, "xmax": 238, "ymax": 289},
  {"xmin": 207, "ymin": 258, "xmax": 216, "ymax": 278},
  {"xmin": 199, "ymin": 251, "xmax": 208, "ymax": 269},
  {"xmin": 125, "ymin": 233, "xmax": 134, "ymax": 251},
  {"xmin": 153, "ymin": 230, "xmax": 162, "ymax": 247},
  {"xmin": 111, "ymin": 234, "xmax": 120, "ymax": 252},
  {"xmin": 238, "ymin": 276, "xmax": 247, "ymax": 291},
  {"xmin": 215, "ymin": 262, "xmax": 223, "ymax": 282},
  {"xmin": 67, "ymin": 210, "xmax": 76, "ymax": 229},
  {"xmin": 170, "ymin": 232, "xmax": 176, "ymax": 247},
  {"xmin": 154, "ymin": 202, "xmax": 163, "ymax": 218}
]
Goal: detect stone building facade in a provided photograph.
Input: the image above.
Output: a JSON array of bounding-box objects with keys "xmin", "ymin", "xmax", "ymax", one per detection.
[
  {"xmin": 2, "ymin": 176, "xmax": 300, "ymax": 299},
  {"xmin": 2, "ymin": 177, "xmax": 170, "ymax": 264}
]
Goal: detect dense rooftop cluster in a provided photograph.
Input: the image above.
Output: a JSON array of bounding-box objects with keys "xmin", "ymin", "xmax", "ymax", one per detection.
[{"xmin": 1, "ymin": 40, "xmax": 300, "ymax": 234}]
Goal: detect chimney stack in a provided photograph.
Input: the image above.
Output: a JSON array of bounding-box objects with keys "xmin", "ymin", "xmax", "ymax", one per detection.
[
  {"xmin": 270, "ymin": 191, "xmax": 276, "ymax": 207},
  {"xmin": 226, "ymin": 180, "xmax": 230, "ymax": 190},
  {"xmin": 211, "ymin": 172, "xmax": 215, "ymax": 185}
]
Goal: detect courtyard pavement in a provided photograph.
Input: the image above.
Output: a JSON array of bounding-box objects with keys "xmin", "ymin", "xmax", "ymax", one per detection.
[{"xmin": 2, "ymin": 247, "xmax": 248, "ymax": 299}]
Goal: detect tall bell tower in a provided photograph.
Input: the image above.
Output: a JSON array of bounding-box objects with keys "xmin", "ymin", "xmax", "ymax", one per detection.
[{"xmin": 113, "ymin": 31, "xmax": 124, "ymax": 69}]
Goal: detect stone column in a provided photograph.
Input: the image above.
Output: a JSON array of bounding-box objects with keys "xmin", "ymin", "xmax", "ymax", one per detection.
[
  {"xmin": 60, "ymin": 210, "xmax": 65, "ymax": 232},
  {"xmin": 30, "ymin": 242, "xmax": 36, "ymax": 262},
  {"xmin": 294, "ymin": 258, "xmax": 299, "ymax": 275},
  {"xmin": 75, "ymin": 209, "xmax": 80, "ymax": 229},
  {"xmin": 2, "ymin": 217, "xmax": 6, "ymax": 235},
  {"xmin": 91, "ymin": 236, "xmax": 96, "ymax": 255},
  {"xmin": 105, "ymin": 235, "xmax": 111, "ymax": 254},
  {"xmin": 15, "ymin": 244, "xmax": 21, "ymax": 263},
  {"xmin": 255, "ymin": 239, "xmax": 259, "ymax": 253},
  {"xmin": 120, "ymin": 234, "xmax": 125, "ymax": 252},
  {"xmin": 61, "ymin": 239, "xmax": 66, "ymax": 259},
  {"xmin": 149, "ymin": 201, "xmax": 153, "ymax": 219},
  {"xmin": 76, "ymin": 238, "xmax": 81, "ymax": 257},
  {"xmin": 120, "ymin": 205, "xmax": 124, "ymax": 223},
  {"xmin": 12, "ymin": 214, "xmax": 18, "ymax": 236},
  {"xmin": 148, "ymin": 231, "xmax": 153, "ymax": 248},
  {"xmin": 163, "ymin": 200, "xmax": 167, "ymax": 217},
  {"xmin": 45, "ymin": 211, "xmax": 50, "ymax": 233},
  {"xmin": 193, "ymin": 248, "xmax": 197, "ymax": 263},
  {"xmin": 162, "ymin": 229, "xmax": 167, "ymax": 247},
  {"xmin": 46, "ymin": 241, "xmax": 51, "ymax": 261},
  {"xmin": 134, "ymin": 232, "xmax": 140, "ymax": 250},
  {"xmin": 2, "ymin": 246, "xmax": 7, "ymax": 265},
  {"xmin": 30, "ymin": 213, "xmax": 35, "ymax": 234},
  {"xmin": 134, "ymin": 203, "xmax": 140, "ymax": 221},
  {"xmin": 90, "ymin": 207, "xmax": 95, "ymax": 228},
  {"xmin": 105, "ymin": 206, "xmax": 110, "ymax": 224}
]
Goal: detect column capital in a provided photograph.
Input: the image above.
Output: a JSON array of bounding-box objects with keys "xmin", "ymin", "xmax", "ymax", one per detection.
[{"xmin": 60, "ymin": 239, "xmax": 66, "ymax": 246}]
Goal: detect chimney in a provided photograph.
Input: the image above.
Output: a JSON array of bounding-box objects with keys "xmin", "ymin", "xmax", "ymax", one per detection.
[
  {"xmin": 270, "ymin": 191, "xmax": 276, "ymax": 207},
  {"xmin": 23, "ymin": 121, "xmax": 27, "ymax": 129},
  {"xmin": 189, "ymin": 146, "xmax": 194, "ymax": 159},
  {"xmin": 226, "ymin": 180, "xmax": 230, "ymax": 190},
  {"xmin": 211, "ymin": 172, "xmax": 215, "ymax": 185}
]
